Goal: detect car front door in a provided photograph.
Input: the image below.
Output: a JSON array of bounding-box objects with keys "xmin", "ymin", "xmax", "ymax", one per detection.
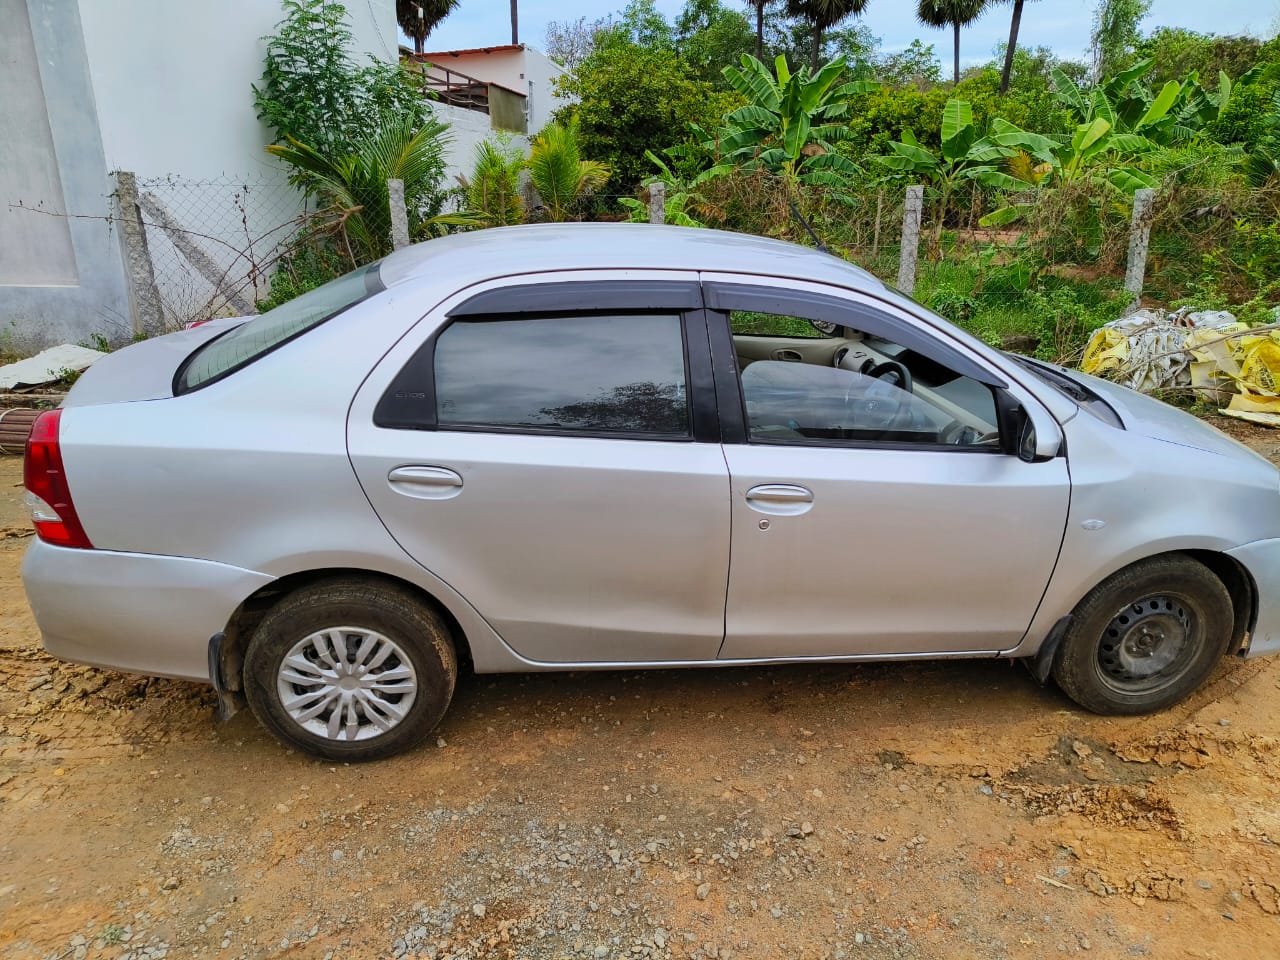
[
  {"xmin": 347, "ymin": 273, "xmax": 730, "ymax": 665},
  {"xmin": 704, "ymin": 275, "xmax": 1071, "ymax": 660}
]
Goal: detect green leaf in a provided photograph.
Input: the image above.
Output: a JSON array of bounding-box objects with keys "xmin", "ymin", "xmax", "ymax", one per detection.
[
  {"xmin": 1071, "ymin": 118, "xmax": 1113, "ymax": 157},
  {"xmin": 979, "ymin": 206, "xmax": 1024, "ymax": 228},
  {"xmin": 1105, "ymin": 133, "xmax": 1156, "ymax": 155},
  {"xmin": 1135, "ymin": 81, "xmax": 1181, "ymax": 131},
  {"xmin": 940, "ymin": 99, "xmax": 974, "ymax": 146},
  {"xmin": 724, "ymin": 105, "xmax": 779, "ymax": 131},
  {"xmin": 1104, "ymin": 167, "xmax": 1156, "ymax": 193},
  {"xmin": 782, "ymin": 112, "xmax": 811, "ymax": 161},
  {"xmin": 1051, "ymin": 67, "xmax": 1089, "ymax": 119}
]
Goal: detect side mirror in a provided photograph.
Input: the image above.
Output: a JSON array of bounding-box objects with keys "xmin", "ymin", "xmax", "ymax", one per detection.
[
  {"xmin": 809, "ymin": 319, "xmax": 840, "ymax": 336},
  {"xmin": 996, "ymin": 389, "xmax": 1060, "ymax": 463}
]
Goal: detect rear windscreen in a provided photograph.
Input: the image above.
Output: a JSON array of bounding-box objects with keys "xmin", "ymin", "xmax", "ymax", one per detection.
[{"xmin": 174, "ymin": 261, "xmax": 384, "ymax": 394}]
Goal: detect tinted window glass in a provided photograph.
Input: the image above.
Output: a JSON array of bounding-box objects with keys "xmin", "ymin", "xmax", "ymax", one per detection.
[
  {"xmin": 175, "ymin": 263, "xmax": 382, "ymax": 393},
  {"xmin": 434, "ymin": 314, "xmax": 689, "ymax": 436}
]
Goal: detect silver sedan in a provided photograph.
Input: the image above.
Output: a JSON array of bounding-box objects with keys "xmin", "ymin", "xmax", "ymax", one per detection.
[{"xmin": 21, "ymin": 225, "xmax": 1280, "ymax": 761}]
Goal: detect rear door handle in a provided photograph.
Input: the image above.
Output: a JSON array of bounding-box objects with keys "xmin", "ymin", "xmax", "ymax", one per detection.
[
  {"xmin": 388, "ymin": 465, "xmax": 464, "ymax": 500},
  {"xmin": 745, "ymin": 483, "xmax": 814, "ymax": 516}
]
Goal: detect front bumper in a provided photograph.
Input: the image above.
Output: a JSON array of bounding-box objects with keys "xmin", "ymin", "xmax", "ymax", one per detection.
[
  {"xmin": 1228, "ymin": 538, "xmax": 1280, "ymax": 658},
  {"xmin": 21, "ymin": 539, "xmax": 274, "ymax": 682}
]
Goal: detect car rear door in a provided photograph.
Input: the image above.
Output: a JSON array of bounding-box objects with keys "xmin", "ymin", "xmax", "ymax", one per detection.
[
  {"xmin": 702, "ymin": 275, "xmax": 1071, "ymax": 660},
  {"xmin": 346, "ymin": 272, "xmax": 731, "ymax": 665}
]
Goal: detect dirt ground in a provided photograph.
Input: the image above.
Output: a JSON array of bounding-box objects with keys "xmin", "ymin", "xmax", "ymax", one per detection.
[{"xmin": 4, "ymin": 421, "xmax": 1280, "ymax": 960}]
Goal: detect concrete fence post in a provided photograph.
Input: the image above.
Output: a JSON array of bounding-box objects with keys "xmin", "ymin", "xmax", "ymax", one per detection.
[
  {"xmin": 897, "ymin": 185, "xmax": 925, "ymax": 295},
  {"xmin": 649, "ymin": 181, "xmax": 666, "ymax": 224},
  {"xmin": 387, "ymin": 178, "xmax": 410, "ymax": 250},
  {"xmin": 1124, "ymin": 187, "xmax": 1156, "ymax": 307},
  {"xmin": 113, "ymin": 171, "xmax": 165, "ymax": 337}
]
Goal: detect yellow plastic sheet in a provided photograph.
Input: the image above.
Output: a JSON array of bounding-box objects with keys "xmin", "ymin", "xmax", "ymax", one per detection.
[{"xmin": 1082, "ymin": 314, "xmax": 1280, "ymax": 425}]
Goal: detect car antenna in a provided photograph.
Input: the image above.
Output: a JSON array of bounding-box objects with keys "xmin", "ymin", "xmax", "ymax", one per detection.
[{"xmin": 789, "ymin": 200, "xmax": 829, "ymax": 254}]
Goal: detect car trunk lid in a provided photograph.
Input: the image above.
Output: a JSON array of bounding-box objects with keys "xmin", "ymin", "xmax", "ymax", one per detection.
[{"xmin": 60, "ymin": 318, "xmax": 248, "ymax": 407}]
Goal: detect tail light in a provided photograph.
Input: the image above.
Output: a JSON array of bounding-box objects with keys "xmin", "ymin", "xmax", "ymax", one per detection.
[{"xmin": 24, "ymin": 410, "xmax": 93, "ymax": 549}]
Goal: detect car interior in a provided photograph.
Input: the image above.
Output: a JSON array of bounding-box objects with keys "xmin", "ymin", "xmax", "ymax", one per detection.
[{"xmin": 730, "ymin": 312, "xmax": 1001, "ymax": 447}]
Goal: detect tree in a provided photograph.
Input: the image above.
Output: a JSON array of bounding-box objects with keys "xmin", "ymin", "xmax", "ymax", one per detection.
[
  {"xmin": 916, "ymin": 0, "xmax": 990, "ymax": 85},
  {"xmin": 1091, "ymin": 0, "xmax": 1151, "ymax": 81},
  {"xmin": 544, "ymin": 16, "xmax": 612, "ymax": 70},
  {"xmin": 615, "ymin": 0, "xmax": 675, "ymax": 50},
  {"xmin": 396, "ymin": 0, "xmax": 460, "ymax": 55},
  {"xmin": 785, "ymin": 0, "xmax": 869, "ymax": 73},
  {"xmin": 676, "ymin": 0, "xmax": 756, "ymax": 83},
  {"xmin": 743, "ymin": 0, "xmax": 774, "ymax": 59},
  {"xmin": 875, "ymin": 39, "xmax": 941, "ymax": 88},
  {"xmin": 553, "ymin": 40, "xmax": 737, "ymax": 191},
  {"xmin": 527, "ymin": 120, "xmax": 610, "ymax": 221},
  {"xmin": 998, "ymin": 0, "xmax": 1037, "ymax": 95}
]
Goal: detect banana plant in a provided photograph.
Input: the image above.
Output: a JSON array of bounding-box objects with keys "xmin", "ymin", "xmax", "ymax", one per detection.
[
  {"xmin": 716, "ymin": 53, "xmax": 878, "ymax": 187},
  {"xmin": 618, "ymin": 151, "xmax": 709, "ymax": 227},
  {"xmin": 978, "ymin": 115, "xmax": 1157, "ymax": 226},
  {"xmin": 872, "ymin": 100, "xmax": 1021, "ymax": 245},
  {"xmin": 1051, "ymin": 58, "xmax": 1241, "ymax": 146}
]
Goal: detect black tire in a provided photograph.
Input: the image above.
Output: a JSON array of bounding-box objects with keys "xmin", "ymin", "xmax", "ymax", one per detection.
[
  {"xmin": 1051, "ymin": 555, "xmax": 1233, "ymax": 715},
  {"xmin": 243, "ymin": 577, "xmax": 457, "ymax": 761}
]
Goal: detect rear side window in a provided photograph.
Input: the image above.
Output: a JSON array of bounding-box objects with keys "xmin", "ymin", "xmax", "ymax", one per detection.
[
  {"xmin": 434, "ymin": 314, "xmax": 689, "ymax": 436},
  {"xmin": 174, "ymin": 262, "xmax": 383, "ymax": 393}
]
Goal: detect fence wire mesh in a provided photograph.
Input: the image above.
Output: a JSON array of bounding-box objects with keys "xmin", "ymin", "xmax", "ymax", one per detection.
[{"xmin": 134, "ymin": 175, "xmax": 306, "ymax": 328}]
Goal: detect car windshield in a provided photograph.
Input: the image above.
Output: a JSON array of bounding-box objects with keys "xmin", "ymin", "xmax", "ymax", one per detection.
[{"xmin": 174, "ymin": 261, "xmax": 384, "ymax": 393}]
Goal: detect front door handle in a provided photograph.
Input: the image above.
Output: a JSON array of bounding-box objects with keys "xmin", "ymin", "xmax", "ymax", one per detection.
[
  {"xmin": 745, "ymin": 483, "xmax": 814, "ymax": 516},
  {"xmin": 388, "ymin": 465, "xmax": 464, "ymax": 500}
]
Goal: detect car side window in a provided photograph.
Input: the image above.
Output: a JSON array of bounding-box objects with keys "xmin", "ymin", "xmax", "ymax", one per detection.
[
  {"xmin": 433, "ymin": 313, "xmax": 690, "ymax": 437},
  {"xmin": 730, "ymin": 312, "xmax": 1000, "ymax": 448},
  {"xmin": 730, "ymin": 311, "xmax": 830, "ymax": 338}
]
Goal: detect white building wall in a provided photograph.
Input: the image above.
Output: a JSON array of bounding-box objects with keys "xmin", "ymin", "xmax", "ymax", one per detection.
[
  {"xmin": 521, "ymin": 47, "xmax": 573, "ymax": 133},
  {"xmin": 435, "ymin": 103, "xmax": 527, "ymax": 185},
  {"xmin": 77, "ymin": 0, "xmax": 397, "ymax": 180}
]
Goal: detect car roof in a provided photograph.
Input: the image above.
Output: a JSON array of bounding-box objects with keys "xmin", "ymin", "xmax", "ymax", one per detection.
[{"xmin": 378, "ymin": 223, "xmax": 886, "ymax": 294}]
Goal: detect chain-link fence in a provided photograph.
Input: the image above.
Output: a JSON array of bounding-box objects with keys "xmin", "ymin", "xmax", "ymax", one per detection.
[{"xmin": 128, "ymin": 174, "xmax": 306, "ymax": 329}]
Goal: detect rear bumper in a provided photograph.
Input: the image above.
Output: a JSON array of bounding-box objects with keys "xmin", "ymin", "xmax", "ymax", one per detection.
[
  {"xmin": 21, "ymin": 539, "xmax": 273, "ymax": 682},
  {"xmin": 1228, "ymin": 538, "xmax": 1280, "ymax": 658}
]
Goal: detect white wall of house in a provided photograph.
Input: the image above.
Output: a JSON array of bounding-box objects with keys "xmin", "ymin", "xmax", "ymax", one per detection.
[
  {"xmin": 435, "ymin": 103, "xmax": 527, "ymax": 186},
  {"xmin": 78, "ymin": 0, "xmax": 397, "ymax": 180}
]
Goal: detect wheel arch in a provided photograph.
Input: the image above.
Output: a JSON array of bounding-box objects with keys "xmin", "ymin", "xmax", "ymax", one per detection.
[
  {"xmin": 217, "ymin": 568, "xmax": 475, "ymax": 693},
  {"xmin": 1182, "ymin": 548, "xmax": 1257, "ymax": 656}
]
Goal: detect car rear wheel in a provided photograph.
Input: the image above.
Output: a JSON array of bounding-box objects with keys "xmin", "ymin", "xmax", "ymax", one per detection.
[
  {"xmin": 243, "ymin": 578, "xmax": 457, "ymax": 761},
  {"xmin": 1051, "ymin": 555, "xmax": 1233, "ymax": 715}
]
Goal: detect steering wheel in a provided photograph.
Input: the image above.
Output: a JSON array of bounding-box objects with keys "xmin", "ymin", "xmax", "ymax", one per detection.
[{"xmin": 864, "ymin": 360, "xmax": 913, "ymax": 394}]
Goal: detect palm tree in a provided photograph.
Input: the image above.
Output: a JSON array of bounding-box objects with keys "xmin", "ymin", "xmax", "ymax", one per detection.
[
  {"xmin": 786, "ymin": 0, "xmax": 870, "ymax": 73},
  {"xmin": 998, "ymin": 0, "xmax": 1035, "ymax": 95},
  {"xmin": 916, "ymin": 0, "xmax": 989, "ymax": 85},
  {"xmin": 527, "ymin": 121, "xmax": 610, "ymax": 222},
  {"xmin": 397, "ymin": 0, "xmax": 460, "ymax": 55},
  {"xmin": 745, "ymin": 0, "xmax": 769, "ymax": 59}
]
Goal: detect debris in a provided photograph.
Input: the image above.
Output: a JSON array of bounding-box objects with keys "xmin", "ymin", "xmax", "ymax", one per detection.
[
  {"xmin": 1035, "ymin": 874, "xmax": 1074, "ymax": 890},
  {"xmin": 0, "ymin": 344, "xmax": 105, "ymax": 390}
]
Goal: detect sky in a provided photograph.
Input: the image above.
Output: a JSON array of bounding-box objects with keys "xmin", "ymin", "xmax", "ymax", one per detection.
[{"xmin": 416, "ymin": 0, "xmax": 1280, "ymax": 66}]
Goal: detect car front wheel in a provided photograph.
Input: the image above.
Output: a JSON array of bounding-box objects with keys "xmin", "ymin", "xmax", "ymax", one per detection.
[
  {"xmin": 243, "ymin": 577, "xmax": 457, "ymax": 761},
  {"xmin": 1051, "ymin": 555, "xmax": 1234, "ymax": 715}
]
